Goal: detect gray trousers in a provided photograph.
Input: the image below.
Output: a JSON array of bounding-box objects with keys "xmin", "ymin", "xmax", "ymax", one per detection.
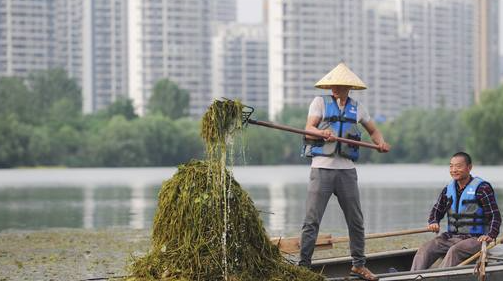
[
  {"xmin": 411, "ymin": 234, "xmax": 482, "ymax": 270},
  {"xmin": 299, "ymin": 168, "xmax": 366, "ymax": 267}
]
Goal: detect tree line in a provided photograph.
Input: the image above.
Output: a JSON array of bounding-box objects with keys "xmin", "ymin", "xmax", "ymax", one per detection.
[{"xmin": 0, "ymin": 69, "xmax": 502, "ymax": 168}]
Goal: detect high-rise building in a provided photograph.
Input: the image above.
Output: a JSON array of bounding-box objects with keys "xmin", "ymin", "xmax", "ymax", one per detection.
[
  {"xmin": 361, "ymin": 0, "xmax": 402, "ymax": 121},
  {"xmin": 0, "ymin": 0, "xmax": 57, "ymax": 76},
  {"xmin": 399, "ymin": 0, "xmax": 475, "ymax": 109},
  {"xmin": 474, "ymin": 0, "xmax": 500, "ymax": 102},
  {"xmin": 81, "ymin": 0, "xmax": 129, "ymax": 113},
  {"xmin": 0, "ymin": 0, "xmax": 129, "ymax": 113},
  {"xmin": 268, "ymin": 0, "xmax": 480, "ymax": 120},
  {"xmin": 500, "ymin": 55, "xmax": 503, "ymax": 83},
  {"xmin": 210, "ymin": 0, "xmax": 237, "ymax": 23},
  {"xmin": 212, "ymin": 23, "xmax": 268, "ymax": 111},
  {"xmin": 1, "ymin": 0, "xmax": 236, "ymax": 116},
  {"xmin": 54, "ymin": 0, "xmax": 83, "ymax": 90},
  {"xmin": 268, "ymin": 0, "xmax": 366, "ymax": 119},
  {"xmin": 129, "ymin": 0, "xmax": 236, "ymax": 116}
]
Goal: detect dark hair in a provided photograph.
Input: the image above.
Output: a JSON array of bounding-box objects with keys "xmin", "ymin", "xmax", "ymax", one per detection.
[{"xmin": 452, "ymin": 152, "xmax": 472, "ymax": 165}]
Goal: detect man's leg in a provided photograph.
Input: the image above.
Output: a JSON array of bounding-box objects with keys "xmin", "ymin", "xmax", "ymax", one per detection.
[
  {"xmin": 440, "ymin": 237, "xmax": 481, "ymax": 268},
  {"xmin": 410, "ymin": 235, "xmax": 457, "ymax": 270},
  {"xmin": 299, "ymin": 168, "xmax": 333, "ymax": 266},
  {"xmin": 334, "ymin": 169, "xmax": 366, "ymax": 267}
]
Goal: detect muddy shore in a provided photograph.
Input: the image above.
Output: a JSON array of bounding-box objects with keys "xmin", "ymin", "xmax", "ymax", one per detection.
[{"xmin": 0, "ymin": 228, "xmax": 433, "ymax": 281}]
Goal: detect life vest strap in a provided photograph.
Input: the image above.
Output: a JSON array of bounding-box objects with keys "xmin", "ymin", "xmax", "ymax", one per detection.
[
  {"xmin": 303, "ymin": 138, "xmax": 324, "ymax": 145},
  {"xmin": 449, "ymin": 220, "xmax": 487, "ymax": 227},
  {"xmin": 323, "ymin": 115, "xmax": 357, "ymax": 123},
  {"xmin": 449, "ymin": 213, "xmax": 486, "ymax": 219}
]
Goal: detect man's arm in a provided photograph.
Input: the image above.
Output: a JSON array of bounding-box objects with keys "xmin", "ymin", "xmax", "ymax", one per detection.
[
  {"xmin": 305, "ymin": 97, "xmax": 333, "ymax": 141},
  {"xmin": 305, "ymin": 115, "xmax": 333, "ymax": 141},
  {"xmin": 361, "ymin": 120, "xmax": 390, "ymax": 152},
  {"xmin": 477, "ymin": 184, "xmax": 501, "ymax": 242},
  {"xmin": 428, "ymin": 187, "xmax": 449, "ymax": 232}
]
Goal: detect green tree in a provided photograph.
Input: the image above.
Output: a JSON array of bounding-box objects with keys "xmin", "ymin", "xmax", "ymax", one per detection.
[
  {"xmin": 0, "ymin": 116, "xmax": 34, "ymax": 167},
  {"xmin": 240, "ymin": 127, "xmax": 284, "ymax": 165},
  {"xmin": 147, "ymin": 78, "xmax": 190, "ymax": 119},
  {"xmin": 47, "ymin": 98, "xmax": 82, "ymax": 129},
  {"xmin": 103, "ymin": 97, "xmax": 138, "ymax": 120},
  {"xmin": 172, "ymin": 118, "xmax": 204, "ymax": 163},
  {"xmin": 136, "ymin": 115, "xmax": 203, "ymax": 166},
  {"xmin": 359, "ymin": 109, "xmax": 466, "ymax": 164},
  {"xmin": 50, "ymin": 125, "xmax": 83, "ymax": 166},
  {"xmin": 27, "ymin": 126, "xmax": 53, "ymax": 166},
  {"xmin": 463, "ymin": 86, "xmax": 503, "ymax": 164},
  {"xmin": 236, "ymin": 106, "xmax": 309, "ymax": 165},
  {"xmin": 275, "ymin": 106, "xmax": 308, "ymax": 128},
  {"xmin": 88, "ymin": 116, "xmax": 148, "ymax": 167},
  {"xmin": 136, "ymin": 115, "xmax": 180, "ymax": 166},
  {"xmin": 0, "ymin": 77, "xmax": 36, "ymax": 123},
  {"xmin": 27, "ymin": 68, "xmax": 82, "ymax": 123}
]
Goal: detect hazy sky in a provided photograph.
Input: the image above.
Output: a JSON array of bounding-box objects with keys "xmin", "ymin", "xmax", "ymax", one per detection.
[
  {"xmin": 501, "ymin": 2, "xmax": 503, "ymax": 55},
  {"xmin": 237, "ymin": 0, "xmax": 263, "ymax": 23},
  {"xmin": 238, "ymin": 0, "xmax": 503, "ymax": 55}
]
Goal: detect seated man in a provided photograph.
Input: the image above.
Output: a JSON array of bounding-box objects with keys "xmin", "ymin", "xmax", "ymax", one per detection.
[{"xmin": 411, "ymin": 152, "xmax": 501, "ymax": 270}]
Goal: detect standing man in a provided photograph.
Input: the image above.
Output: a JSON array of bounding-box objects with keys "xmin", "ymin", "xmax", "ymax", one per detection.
[
  {"xmin": 300, "ymin": 63, "xmax": 390, "ymax": 281},
  {"xmin": 411, "ymin": 152, "xmax": 501, "ymax": 270}
]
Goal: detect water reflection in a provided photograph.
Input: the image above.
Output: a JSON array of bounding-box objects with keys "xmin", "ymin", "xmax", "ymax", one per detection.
[
  {"xmin": 83, "ymin": 186, "xmax": 94, "ymax": 228},
  {"xmin": 0, "ymin": 181, "xmax": 475, "ymax": 236},
  {"xmin": 2, "ymin": 166, "xmax": 502, "ymax": 236},
  {"xmin": 250, "ymin": 184, "xmax": 449, "ymax": 236}
]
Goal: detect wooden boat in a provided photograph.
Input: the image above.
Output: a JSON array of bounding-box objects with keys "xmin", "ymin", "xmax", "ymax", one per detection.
[
  {"xmin": 272, "ymin": 228, "xmax": 503, "ymax": 280},
  {"xmin": 308, "ymin": 248, "xmax": 503, "ymax": 280}
]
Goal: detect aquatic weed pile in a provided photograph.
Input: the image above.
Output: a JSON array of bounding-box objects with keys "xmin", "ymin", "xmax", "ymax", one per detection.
[
  {"xmin": 127, "ymin": 100, "xmax": 323, "ymax": 281},
  {"xmin": 127, "ymin": 160, "xmax": 322, "ymax": 280},
  {"xmin": 200, "ymin": 99, "xmax": 244, "ymax": 162}
]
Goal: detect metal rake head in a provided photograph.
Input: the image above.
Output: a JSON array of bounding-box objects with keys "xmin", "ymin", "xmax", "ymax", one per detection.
[
  {"xmin": 241, "ymin": 104, "xmax": 254, "ymax": 125},
  {"xmin": 220, "ymin": 97, "xmax": 255, "ymax": 125}
]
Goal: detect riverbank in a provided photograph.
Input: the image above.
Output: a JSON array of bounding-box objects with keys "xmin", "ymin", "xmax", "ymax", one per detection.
[
  {"xmin": 0, "ymin": 228, "xmax": 433, "ymax": 281},
  {"xmin": 2, "ymin": 165, "xmax": 503, "ymax": 188}
]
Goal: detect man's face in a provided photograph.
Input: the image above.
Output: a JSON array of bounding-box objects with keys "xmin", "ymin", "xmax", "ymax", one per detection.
[
  {"xmin": 331, "ymin": 85, "xmax": 351, "ymax": 98},
  {"xmin": 449, "ymin": 156, "xmax": 472, "ymax": 182}
]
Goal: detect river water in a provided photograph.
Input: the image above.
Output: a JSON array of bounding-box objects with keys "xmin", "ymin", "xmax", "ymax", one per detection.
[{"xmin": 0, "ymin": 164, "xmax": 502, "ymax": 236}]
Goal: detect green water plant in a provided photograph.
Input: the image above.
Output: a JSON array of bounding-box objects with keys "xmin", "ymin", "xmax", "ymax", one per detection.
[
  {"xmin": 126, "ymin": 99, "xmax": 323, "ymax": 281},
  {"xmin": 127, "ymin": 160, "xmax": 322, "ymax": 281},
  {"xmin": 200, "ymin": 99, "xmax": 243, "ymax": 163}
]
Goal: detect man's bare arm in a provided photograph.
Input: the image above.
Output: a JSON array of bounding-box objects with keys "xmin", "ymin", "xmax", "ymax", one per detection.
[
  {"xmin": 305, "ymin": 116, "xmax": 333, "ymax": 140},
  {"xmin": 361, "ymin": 120, "xmax": 390, "ymax": 152}
]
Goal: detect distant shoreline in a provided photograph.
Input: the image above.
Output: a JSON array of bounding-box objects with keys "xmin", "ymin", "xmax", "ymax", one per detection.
[{"xmin": 1, "ymin": 164, "xmax": 502, "ymax": 187}]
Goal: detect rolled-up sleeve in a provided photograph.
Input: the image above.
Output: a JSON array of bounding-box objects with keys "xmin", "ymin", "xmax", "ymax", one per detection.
[
  {"xmin": 477, "ymin": 184, "xmax": 501, "ymax": 239},
  {"xmin": 356, "ymin": 101, "xmax": 371, "ymax": 124},
  {"xmin": 308, "ymin": 96, "xmax": 324, "ymax": 118},
  {"xmin": 428, "ymin": 186, "xmax": 449, "ymax": 224}
]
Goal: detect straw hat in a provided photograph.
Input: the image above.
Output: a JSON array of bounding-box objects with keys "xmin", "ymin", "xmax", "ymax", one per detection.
[{"xmin": 314, "ymin": 63, "xmax": 367, "ymax": 90}]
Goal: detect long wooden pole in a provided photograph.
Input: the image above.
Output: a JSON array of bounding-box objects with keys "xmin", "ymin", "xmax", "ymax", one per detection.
[
  {"xmin": 330, "ymin": 227, "xmax": 431, "ymax": 244},
  {"xmin": 247, "ymin": 119, "xmax": 380, "ymax": 150},
  {"xmin": 479, "ymin": 241, "xmax": 487, "ymax": 281},
  {"xmin": 458, "ymin": 237, "xmax": 503, "ymax": 266},
  {"xmin": 271, "ymin": 227, "xmax": 432, "ymax": 254}
]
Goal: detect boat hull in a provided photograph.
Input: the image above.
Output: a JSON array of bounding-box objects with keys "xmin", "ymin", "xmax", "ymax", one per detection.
[{"xmin": 309, "ymin": 248, "xmax": 503, "ymax": 280}]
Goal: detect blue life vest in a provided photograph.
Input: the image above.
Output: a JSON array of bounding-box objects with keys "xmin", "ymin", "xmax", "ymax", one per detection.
[
  {"xmin": 446, "ymin": 177, "xmax": 488, "ymax": 236},
  {"xmin": 302, "ymin": 95, "xmax": 361, "ymax": 161}
]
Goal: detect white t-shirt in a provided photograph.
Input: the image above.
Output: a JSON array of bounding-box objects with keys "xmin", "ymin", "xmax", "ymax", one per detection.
[{"xmin": 307, "ymin": 96, "xmax": 371, "ymax": 170}]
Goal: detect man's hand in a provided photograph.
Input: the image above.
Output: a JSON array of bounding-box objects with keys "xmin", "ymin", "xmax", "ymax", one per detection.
[
  {"xmin": 428, "ymin": 223, "xmax": 440, "ymax": 233},
  {"xmin": 377, "ymin": 142, "xmax": 390, "ymax": 153},
  {"xmin": 361, "ymin": 120, "xmax": 390, "ymax": 153},
  {"xmin": 478, "ymin": 235, "xmax": 493, "ymax": 243},
  {"xmin": 320, "ymin": 129, "xmax": 336, "ymax": 142}
]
